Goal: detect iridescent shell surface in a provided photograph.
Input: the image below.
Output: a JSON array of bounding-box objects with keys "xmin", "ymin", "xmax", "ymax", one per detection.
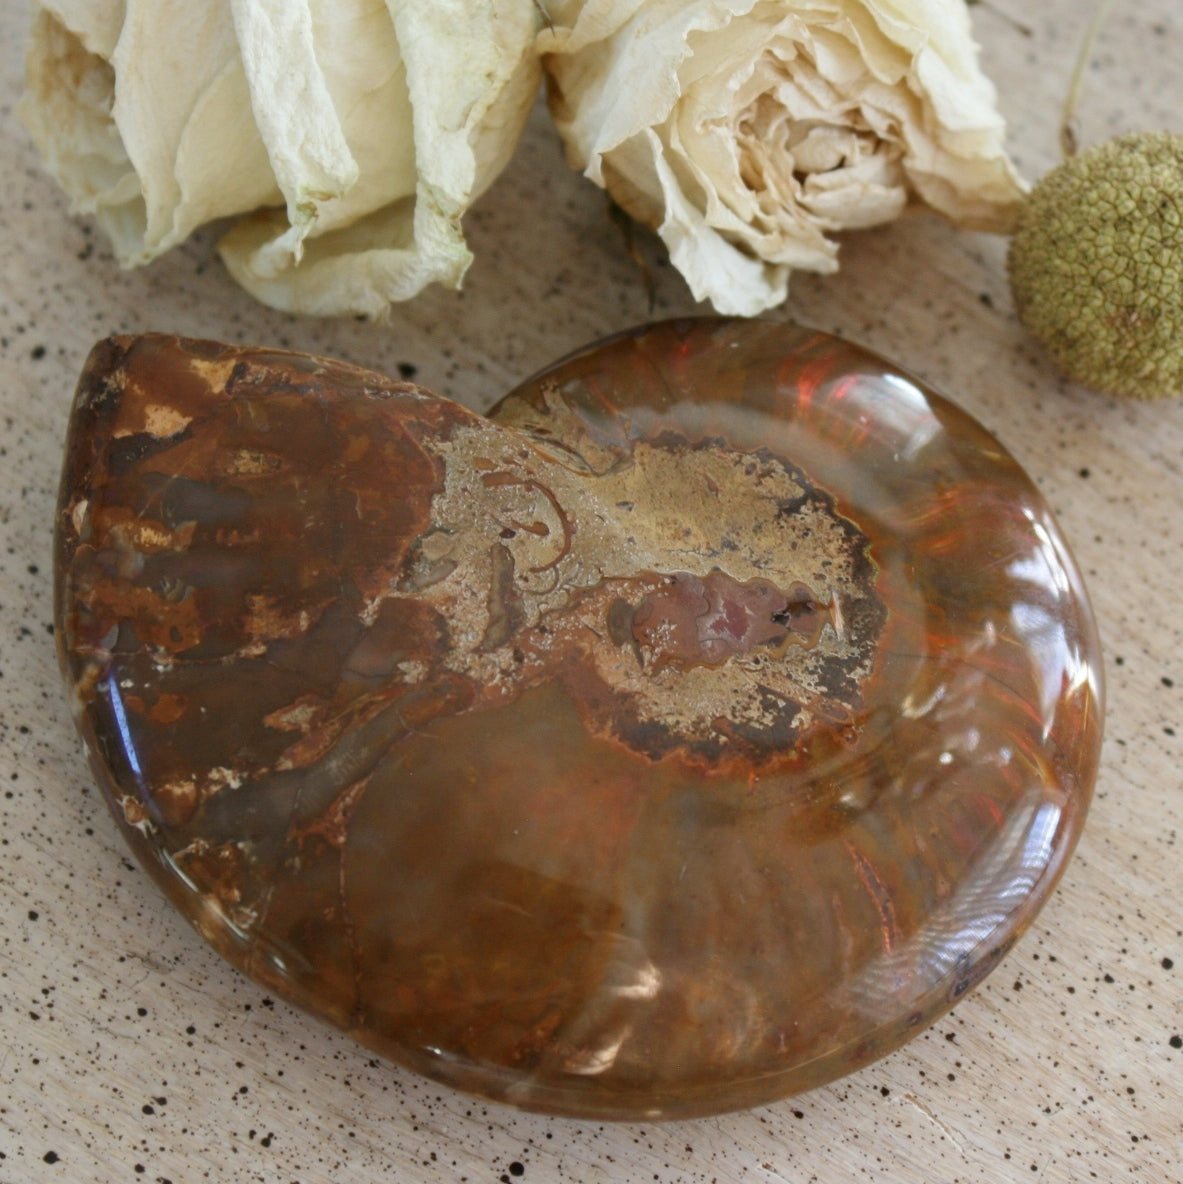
[{"xmin": 55, "ymin": 319, "xmax": 1103, "ymax": 1119}]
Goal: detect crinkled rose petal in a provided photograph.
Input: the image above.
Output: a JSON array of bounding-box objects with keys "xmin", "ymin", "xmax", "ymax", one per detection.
[
  {"xmin": 229, "ymin": 0, "xmax": 361, "ymax": 275},
  {"xmin": 224, "ymin": 0, "xmax": 541, "ymax": 315},
  {"xmin": 20, "ymin": 11, "xmax": 136, "ymax": 237},
  {"xmin": 653, "ymin": 129, "xmax": 799, "ymax": 317},
  {"xmin": 21, "ymin": 1, "xmax": 277, "ymax": 264},
  {"xmin": 541, "ymin": 0, "xmax": 1025, "ymax": 314},
  {"xmin": 20, "ymin": 0, "xmax": 540, "ymax": 316},
  {"xmin": 219, "ymin": 194, "xmax": 464, "ymax": 319}
]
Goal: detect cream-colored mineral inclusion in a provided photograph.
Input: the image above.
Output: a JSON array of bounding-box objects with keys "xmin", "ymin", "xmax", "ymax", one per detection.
[{"xmin": 400, "ymin": 407, "xmax": 875, "ymax": 755}]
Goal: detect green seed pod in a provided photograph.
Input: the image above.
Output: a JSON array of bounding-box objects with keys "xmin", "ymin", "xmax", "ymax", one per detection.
[{"xmin": 1007, "ymin": 131, "xmax": 1183, "ymax": 399}]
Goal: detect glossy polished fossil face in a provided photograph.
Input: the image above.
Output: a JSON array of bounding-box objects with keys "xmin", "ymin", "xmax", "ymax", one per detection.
[{"xmin": 55, "ymin": 319, "xmax": 1103, "ymax": 1120}]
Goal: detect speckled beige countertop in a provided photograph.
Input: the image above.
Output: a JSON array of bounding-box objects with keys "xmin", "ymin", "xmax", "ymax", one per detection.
[{"xmin": 1, "ymin": 3, "xmax": 1180, "ymax": 1182}]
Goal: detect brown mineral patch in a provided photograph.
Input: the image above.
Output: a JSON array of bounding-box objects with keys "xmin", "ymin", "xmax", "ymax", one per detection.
[
  {"xmin": 263, "ymin": 697, "xmax": 326, "ymax": 734},
  {"xmin": 406, "ymin": 418, "xmax": 881, "ymax": 769},
  {"xmin": 153, "ymin": 777, "xmax": 200, "ymax": 827},
  {"xmin": 224, "ymin": 448, "xmax": 284, "ymax": 475},
  {"xmin": 147, "ymin": 692, "xmax": 188, "ymax": 726}
]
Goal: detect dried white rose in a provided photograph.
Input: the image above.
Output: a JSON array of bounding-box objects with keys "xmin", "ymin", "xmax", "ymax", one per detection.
[
  {"xmin": 20, "ymin": 0, "xmax": 540, "ymax": 316},
  {"xmin": 539, "ymin": 0, "xmax": 1025, "ymax": 315}
]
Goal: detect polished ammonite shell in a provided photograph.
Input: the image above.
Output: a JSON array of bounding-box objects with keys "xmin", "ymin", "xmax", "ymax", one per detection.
[{"xmin": 55, "ymin": 319, "xmax": 1103, "ymax": 1119}]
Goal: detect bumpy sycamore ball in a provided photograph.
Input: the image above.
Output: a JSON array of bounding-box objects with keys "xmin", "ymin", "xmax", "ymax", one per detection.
[{"xmin": 1007, "ymin": 131, "xmax": 1183, "ymax": 399}]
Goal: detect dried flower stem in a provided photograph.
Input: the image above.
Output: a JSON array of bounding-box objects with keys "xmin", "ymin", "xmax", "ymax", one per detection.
[{"xmin": 1061, "ymin": 0, "xmax": 1118, "ymax": 157}]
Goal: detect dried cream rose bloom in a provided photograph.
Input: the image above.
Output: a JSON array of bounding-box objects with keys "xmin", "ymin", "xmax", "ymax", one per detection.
[
  {"xmin": 539, "ymin": 0, "xmax": 1025, "ymax": 315},
  {"xmin": 20, "ymin": 0, "xmax": 540, "ymax": 316}
]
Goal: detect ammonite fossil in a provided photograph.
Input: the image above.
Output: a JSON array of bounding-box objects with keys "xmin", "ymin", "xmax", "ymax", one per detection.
[{"xmin": 55, "ymin": 319, "xmax": 1103, "ymax": 1119}]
